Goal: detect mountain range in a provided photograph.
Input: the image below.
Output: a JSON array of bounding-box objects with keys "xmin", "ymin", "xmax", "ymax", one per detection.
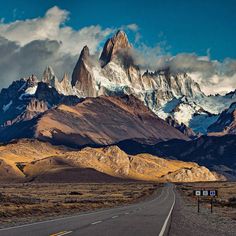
[{"xmin": 0, "ymin": 30, "xmax": 236, "ymax": 182}]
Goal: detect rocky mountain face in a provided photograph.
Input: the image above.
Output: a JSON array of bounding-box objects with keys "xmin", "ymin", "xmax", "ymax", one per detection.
[
  {"xmin": 0, "ymin": 139, "xmax": 221, "ymax": 183},
  {"xmin": 6, "ymin": 99, "xmax": 48, "ymax": 126},
  {"xmin": 100, "ymin": 30, "xmax": 132, "ymax": 66},
  {"xmin": 0, "ymin": 75, "xmax": 39, "ymax": 126},
  {"xmin": 1, "ymin": 30, "xmax": 236, "ymax": 135},
  {"xmin": 42, "ymin": 66, "xmax": 74, "ymax": 95},
  {"xmin": 0, "ymin": 71, "xmax": 80, "ymax": 127},
  {"xmin": 69, "ymin": 30, "xmax": 236, "ymax": 134},
  {"xmin": 165, "ymin": 116, "xmax": 196, "ymax": 138},
  {"xmin": 208, "ymin": 102, "xmax": 236, "ymax": 135},
  {"xmin": 71, "ymin": 46, "xmax": 96, "ymax": 97},
  {"xmin": 0, "ymin": 95, "xmax": 188, "ymax": 146}
]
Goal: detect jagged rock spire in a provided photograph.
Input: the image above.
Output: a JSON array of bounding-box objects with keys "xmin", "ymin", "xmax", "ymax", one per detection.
[
  {"xmin": 42, "ymin": 66, "xmax": 58, "ymax": 87},
  {"xmin": 100, "ymin": 30, "xmax": 131, "ymax": 66},
  {"xmin": 71, "ymin": 46, "xmax": 96, "ymax": 97},
  {"xmin": 61, "ymin": 73, "xmax": 69, "ymax": 85},
  {"xmin": 71, "ymin": 45, "xmax": 90, "ymax": 88}
]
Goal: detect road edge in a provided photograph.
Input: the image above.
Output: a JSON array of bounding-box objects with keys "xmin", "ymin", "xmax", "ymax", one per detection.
[{"xmin": 158, "ymin": 185, "xmax": 176, "ymax": 236}]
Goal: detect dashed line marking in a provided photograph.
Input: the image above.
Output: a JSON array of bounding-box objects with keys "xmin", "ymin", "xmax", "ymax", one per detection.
[
  {"xmin": 91, "ymin": 221, "xmax": 102, "ymax": 225},
  {"xmin": 50, "ymin": 231, "xmax": 73, "ymax": 236},
  {"xmin": 125, "ymin": 212, "xmax": 129, "ymax": 215},
  {"xmin": 111, "ymin": 215, "xmax": 118, "ymax": 219}
]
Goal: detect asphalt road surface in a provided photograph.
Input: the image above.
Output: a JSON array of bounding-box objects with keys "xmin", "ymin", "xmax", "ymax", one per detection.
[{"xmin": 0, "ymin": 183, "xmax": 176, "ymax": 236}]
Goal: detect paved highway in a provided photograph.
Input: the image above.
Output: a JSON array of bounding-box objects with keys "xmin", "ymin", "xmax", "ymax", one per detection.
[{"xmin": 0, "ymin": 183, "xmax": 175, "ymax": 236}]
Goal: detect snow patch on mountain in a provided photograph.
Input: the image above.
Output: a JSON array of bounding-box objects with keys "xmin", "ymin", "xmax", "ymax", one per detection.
[
  {"xmin": 19, "ymin": 85, "xmax": 38, "ymax": 100},
  {"xmin": 2, "ymin": 100, "xmax": 12, "ymax": 112}
]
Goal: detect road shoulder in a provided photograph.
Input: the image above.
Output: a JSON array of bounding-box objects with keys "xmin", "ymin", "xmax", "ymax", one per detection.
[{"xmin": 170, "ymin": 188, "xmax": 236, "ymax": 236}]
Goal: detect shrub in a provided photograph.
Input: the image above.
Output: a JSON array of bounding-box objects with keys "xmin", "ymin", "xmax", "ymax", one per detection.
[{"xmin": 69, "ymin": 191, "xmax": 82, "ymax": 195}]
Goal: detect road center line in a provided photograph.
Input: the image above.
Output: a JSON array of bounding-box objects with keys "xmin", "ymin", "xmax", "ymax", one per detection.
[
  {"xmin": 91, "ymin": 221, "xmax": 102, "ymax": 225},
  {"xmin": 50, "ymin": 231, "xmax": 73, "ymax": 236},
  {"xmin": 111, "ymin": 215, "xmax": 118, "ymax": 219}
]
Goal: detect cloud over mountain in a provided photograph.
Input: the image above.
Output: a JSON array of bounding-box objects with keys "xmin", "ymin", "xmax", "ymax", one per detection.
[
  {"xmin": 124, "ymin": 47, "xmax": 236, "ymax": 95},
  {"xmin": 0, "ymin": 6, "xmax": 115, "ymax": 87},
  {"xmin": 0, "ymin": 6, "xmax": 235, "ymax": 95}
]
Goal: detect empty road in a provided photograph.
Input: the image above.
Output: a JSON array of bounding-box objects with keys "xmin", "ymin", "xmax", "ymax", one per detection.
[{"xmin": 0, "ymin": 183, "xmax": 175, "ymax": 236}]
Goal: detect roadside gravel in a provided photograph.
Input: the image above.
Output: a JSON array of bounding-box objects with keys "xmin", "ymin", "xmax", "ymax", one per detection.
[{"xmin": 170, "ymin": 188, "xmax": 236, "ymax": 236}]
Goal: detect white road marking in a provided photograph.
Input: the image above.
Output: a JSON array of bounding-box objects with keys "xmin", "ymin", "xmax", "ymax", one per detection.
[
  {"xmin": 50, "ymin": 231, "xmax": 73, "ymax": 236},
  {"xmin": 158, "ymin": 186, "xmax": 176, "ymax": 236},
  {"xmin": 125, "ymin": 212, "xmax": 129, "ymax": 215},
  {"xmin": 91, "ymin": 221, "xmax": 102, "ymax": 225},
  {"xmin": 57, "ymin": 231, "xmax": 73, "ymax": 236},
  {"xmin": 111, "ymin": 215, "xmax": 118, "ymax": 219}
]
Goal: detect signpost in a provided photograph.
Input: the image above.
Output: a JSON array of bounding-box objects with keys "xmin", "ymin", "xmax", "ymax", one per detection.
[{"xmin": 193, "ymin": 190, "xmax": 218, "ymax": 213}]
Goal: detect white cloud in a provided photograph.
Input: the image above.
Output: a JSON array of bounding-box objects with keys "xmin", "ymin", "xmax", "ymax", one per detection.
[
  {"xmin": 190, "ymin": 72, "xmax": 236, "ymax": 95},
  {"xmin": 125, "ymin": 24, "xmax": 139, "ymax": 32},
  {"xmin": 0, "ymin": 6, "xmax": 118, "ymax": 88},
  {"xmin": 128, "ymin": 46, "xmax": 236, "ymax": 95},
  {"xmin": 0, "ymin": 6, "xmax": 113, "ymax": 55}
]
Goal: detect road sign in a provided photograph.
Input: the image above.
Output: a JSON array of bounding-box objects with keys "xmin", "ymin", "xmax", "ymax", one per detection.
[
  {"xmin": 209, "ymin": 190, "xmax": 217, "ymax": 197},
  {"xmin": 193, "ymin": 189, "xmax": 218, "ymax": 213},
  {"xmin": 193, "ymin": 190, "xmax": 218, "ymax": 197}
]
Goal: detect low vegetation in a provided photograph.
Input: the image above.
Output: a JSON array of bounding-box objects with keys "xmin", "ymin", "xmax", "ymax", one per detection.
[{"xmin": 0, "ymin": 182, "xmax": 160, "ymax": 227}]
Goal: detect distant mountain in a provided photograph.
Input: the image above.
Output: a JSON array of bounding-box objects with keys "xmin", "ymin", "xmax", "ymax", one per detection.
[
  {"xmin": 1, "ymin": 30, "xmax": 236, "ymax": 135},
  {"xmin": 69, "ymin": 30, "xmax": 236, "ymax": 134},
  {"xmin": 0, "ymin": 95, "xmax": 188, "ymax": 146}
]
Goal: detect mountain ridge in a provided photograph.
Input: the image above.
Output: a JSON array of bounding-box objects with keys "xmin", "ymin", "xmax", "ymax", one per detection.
[
  {"xmin": 0, "ymin": 139, "xmax": 222, "ymax": 183},
  {"xmin": 1, "ymin": 30, "xmax": 236, "ymax": 135},
  {"xmin": 0, "ymin": 95, "xmax": 189, "ymax": 146}
]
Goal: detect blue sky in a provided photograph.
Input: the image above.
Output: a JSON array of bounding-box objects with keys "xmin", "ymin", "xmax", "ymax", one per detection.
[{"xmin": 0, "ymin": 0, "xmax": 235, "ymax": 60}]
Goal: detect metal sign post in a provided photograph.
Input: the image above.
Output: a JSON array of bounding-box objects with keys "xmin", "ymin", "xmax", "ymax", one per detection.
[
  {"xmin": 198, "ymin": 196, "xmax": 200, "ymax": 213},
  {"xmin": 193, "ymin": 189, "xmax": 218, "ymax": 213},
  {"xmin": 211, "ymin": 198, "xmax": 213, "ymax": 213}
]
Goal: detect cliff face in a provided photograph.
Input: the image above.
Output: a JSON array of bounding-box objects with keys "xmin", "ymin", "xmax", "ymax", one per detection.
[
  {"xmin": 70, "ymin": 30, "xmax": 217, "ymax": 134},
  {"xmin": 100, "ymin": 30, "xmax": 131, "ymax": 66},
  {"xmin": 71, "ymin": 46, "xmax": 96, "ymax": 97}
]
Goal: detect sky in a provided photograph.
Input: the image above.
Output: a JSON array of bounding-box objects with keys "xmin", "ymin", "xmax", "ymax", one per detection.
[{"xmin": 0, "ymin": 0, "xmax": 235, "ymax": 94}]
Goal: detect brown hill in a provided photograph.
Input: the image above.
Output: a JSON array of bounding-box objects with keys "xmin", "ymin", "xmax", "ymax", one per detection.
[
  {"xmin": 0, "ymin": 95, "xmax": 188, "ymax": 147},
  {"xmin": 0, "ymin": 139, "xmax": 221, "ymax": 183}
]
